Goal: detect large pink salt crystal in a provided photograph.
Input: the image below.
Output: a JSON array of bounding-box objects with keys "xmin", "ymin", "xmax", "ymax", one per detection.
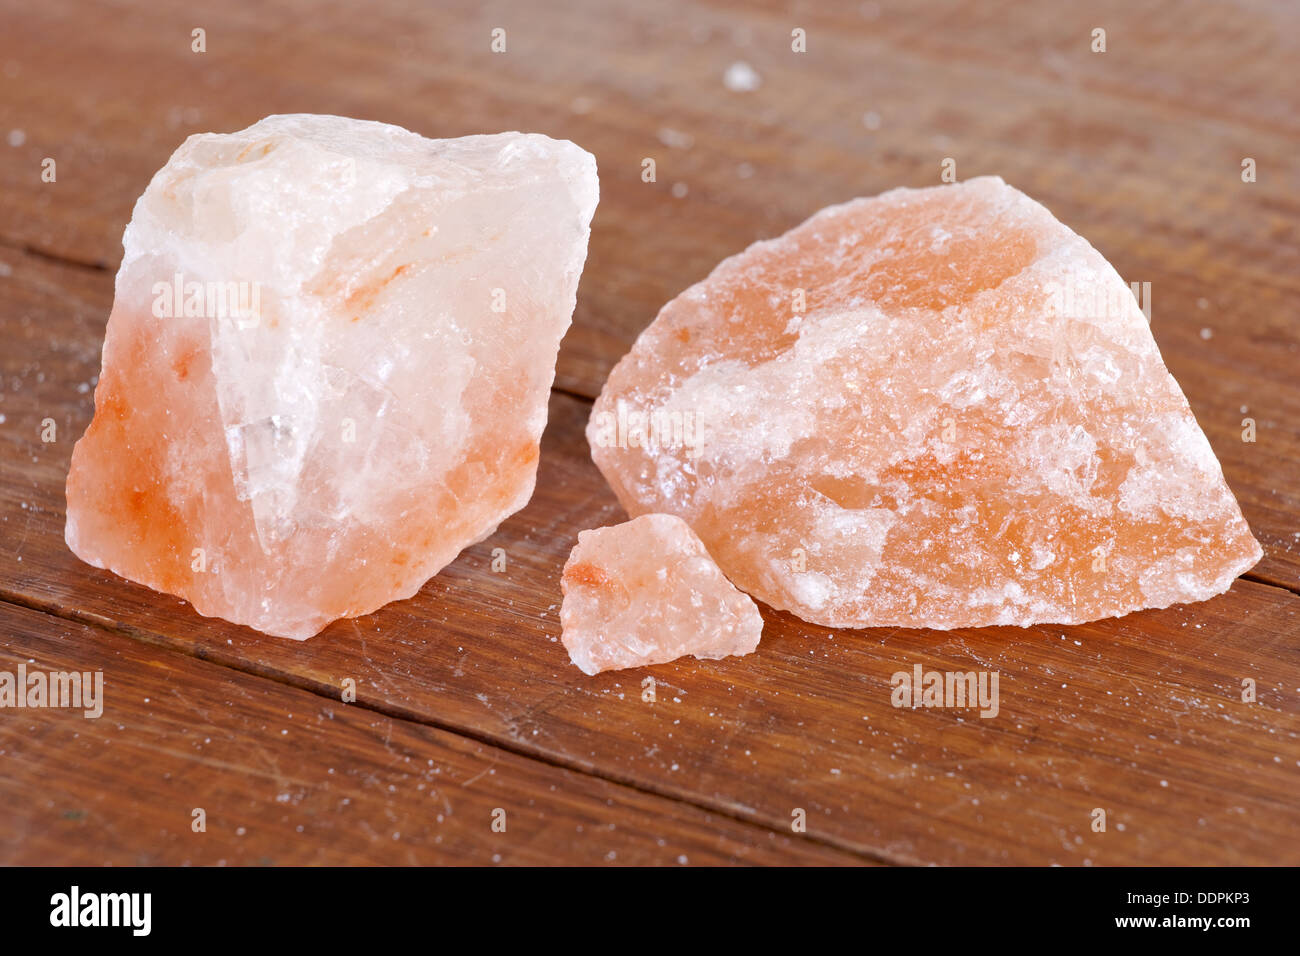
[
  {"xmin": 560, "ymin": 514, "xmax": 763, "ymax": 675},
  {"xmin": 588, "ymin": 177, "xmax": 1262, "ymax": 629},
  {"xmin": 65, "ymin": 114, "xmax": 599, "ymax": 639}
]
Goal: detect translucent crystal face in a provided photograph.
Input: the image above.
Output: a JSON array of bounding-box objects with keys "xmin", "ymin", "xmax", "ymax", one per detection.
[
  {"xmin": 66, "ymin": 115, "xmax": 599, "ymax": 638},
  {"xmin": 589, "ymin": 177, "xmax": 1261, "ymax": 629},
  {"xmin": 560, "ymin": 514, "xmax": 763, "ymax": 675}
]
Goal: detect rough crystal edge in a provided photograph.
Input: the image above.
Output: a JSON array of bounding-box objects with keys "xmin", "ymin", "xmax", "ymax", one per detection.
[
  {"xmin": 559, "ymin": 514, "xmax": 764, "ymax": 675},
  {"xmin": 68, "ymin": 118, "xmax": 600, "ymax": 640},
  {"xmin": 587, "ymin": 176, "xmax": 1264, "ymax": 631}
]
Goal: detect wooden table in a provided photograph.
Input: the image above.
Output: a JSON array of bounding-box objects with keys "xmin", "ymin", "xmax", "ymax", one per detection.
[{"xmin": 1, "ymin": 0, "xmax": 1296, "ymax": 866}]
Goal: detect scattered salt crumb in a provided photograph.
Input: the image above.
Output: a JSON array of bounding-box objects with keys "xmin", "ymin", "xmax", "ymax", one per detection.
[
  {"xmin": 723, "ymin": 61, "xmax": 761, "ymax": 92},
  {"xmin": 656, "ymin": 127, "xmax": 694, "ymax": 150},
  {"xmin": 1197, "ymin": 297, "xmax": 1210, "ymax": 309},
  {"xmin": 1199, "ymin": 327, "xmax": 1213, "ymax": 340},
  {"xmin": 671, "ymin": 182, "xmax": 689, "ymax": 198},
  {"xmin": 863, "ymin": 110, "xmax": 882, "ymax": 130},
  {"xmin": 7, "ymin": 129, "xmax": 25, "ymax": 147}
]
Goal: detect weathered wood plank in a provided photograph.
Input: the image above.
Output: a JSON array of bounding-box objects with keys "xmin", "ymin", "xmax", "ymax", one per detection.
[
  {"xmin": 2, "ymin": 0, "xmax": 1296, "ymax": 583},
  {"xmin": 1, "ymin": 248, "xmax": 1296, "ymax": 865},
  {"xmin": 1, "ymin": 0, "xmax": 1297, "ymax": 865},
  {"xmin": 0, "ymin": 600, "xmax": 856, "ymax": 865}
]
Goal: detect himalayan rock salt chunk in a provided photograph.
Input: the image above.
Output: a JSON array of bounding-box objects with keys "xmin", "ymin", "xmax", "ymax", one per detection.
[
  {"xmin": 65, "ymin": 114, "xmax": 599, "ymax": 639},
  {"xmin": 588, "ymin": 177, "xmax": 1261, "ymax": 629},
  {"xmin": 560, "ymin": 514, "xmax": 763, "ymax": 674}
]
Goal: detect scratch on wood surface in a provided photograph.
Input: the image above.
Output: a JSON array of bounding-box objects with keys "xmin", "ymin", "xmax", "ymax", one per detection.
[{"xmin": 460, "ymin": 754, "xmax": 500, "ymax": 790}]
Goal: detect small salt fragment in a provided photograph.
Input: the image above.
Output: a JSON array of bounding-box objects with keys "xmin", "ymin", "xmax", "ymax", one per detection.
[
  {"xmin": 560, "ymin": 514, "xmax": 763, "ymax": 675},
  {"xmin": 723, "ymin": 61, "xmax": 762, "ymax": 92},
  {"xmin": 589, "ymin": 177, "xmax": 1261, "ymax": 629},
  {"xmin": 65, "ymin": 114, "xmax": 599, "ymax": 638},
  {"xmin": 656, "ymin": 127, "xmax": 694, "ymax": 150}
]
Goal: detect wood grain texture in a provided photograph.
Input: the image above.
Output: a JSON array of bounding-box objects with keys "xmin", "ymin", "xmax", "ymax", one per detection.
[
  {"xmin": 1, "ymin": 0, "xmax": 1298, "ymax": 865},
  {"xmin": 0, "ymin": 602, "xmax": 853, "ymax": 865},
  {"xmin": 2, "ymin": 0, "xmax": 1296, "ymax": 584},
  {"xmin": 1, "ymin": 247, "xmax": 1297, "ymax": 865}
]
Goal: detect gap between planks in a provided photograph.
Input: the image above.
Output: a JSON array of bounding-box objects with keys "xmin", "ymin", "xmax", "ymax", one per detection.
[
  {"xmin": 1242, "ymin": 572, "xmax": 1300, "ymax": 599},
  {"xmin": 0, "ymin": 234, "xmax": 111, "ymax": 273}
]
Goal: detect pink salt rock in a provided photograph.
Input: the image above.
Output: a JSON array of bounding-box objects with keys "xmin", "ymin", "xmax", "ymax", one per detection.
[
  {"xmin": 560, "ymin": 514, "xmax": 763, "ymax": 675},
  {"xmin": 588, "ymin": 177, "xmax": 1261, "ymax": 629},
  {"xmin": 65, "ymin": 114, "xmax": 599, "ymax": 639}
]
